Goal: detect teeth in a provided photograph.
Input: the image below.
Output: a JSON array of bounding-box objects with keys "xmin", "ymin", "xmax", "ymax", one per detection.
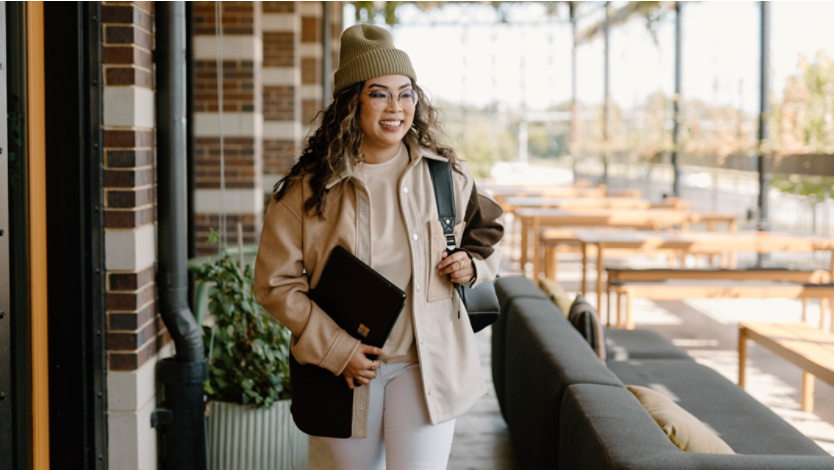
[{"xmin": 380, "ymin": 121, "xmax": 402, "ymax": 126}]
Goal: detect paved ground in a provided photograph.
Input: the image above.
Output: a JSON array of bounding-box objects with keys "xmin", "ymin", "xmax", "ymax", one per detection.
[{"xmin": 309, "ymin": 219, "xmax": 834, "ymax": 468}]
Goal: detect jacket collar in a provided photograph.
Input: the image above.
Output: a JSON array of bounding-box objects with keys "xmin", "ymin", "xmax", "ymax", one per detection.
[{"xmin": 325, "ymin": 133, "xmax": 448, "ymax": 189}]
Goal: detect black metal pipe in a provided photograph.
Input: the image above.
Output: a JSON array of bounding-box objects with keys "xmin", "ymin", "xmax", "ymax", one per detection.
[
  {"xmin": 671, "ymin": 1, "xmax": 682, "ymax": 197},
  {"xmin": 757, "ymin": 1, "xmax": 771, "ymax": 232},
  {"xmin": 570, "ymin": 2, "xmax": 578, "ymax": 182},
  {"xmin": 156, "ymin": 1, "xmax": 202, "ymax": 363},
  {"xmin": 154, "ymin": 3, "xmax": 207, "ymax": 469},
  {"xmin": 602, "ymin": 1, "xmax": 610, "ymax": 185},
  {"xmin": 185, "ymin": 1, "xmax": 196, "ymax": 313}
]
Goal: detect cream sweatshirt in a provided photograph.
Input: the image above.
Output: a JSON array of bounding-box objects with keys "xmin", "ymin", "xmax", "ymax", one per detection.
[{"xmin": 356, "ymin": 143, "xmax": 418, "ymax": 364}]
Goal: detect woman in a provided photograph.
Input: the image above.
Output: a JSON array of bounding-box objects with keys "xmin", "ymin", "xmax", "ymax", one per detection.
[{"xmin": 254, "ymin": 24, "xmax": 503, "ymax": 469}]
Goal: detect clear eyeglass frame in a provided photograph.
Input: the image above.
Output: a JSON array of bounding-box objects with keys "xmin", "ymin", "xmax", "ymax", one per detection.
[{"xmin": 361, "ymin": 89, "xmax": 418, "ymax": 111}]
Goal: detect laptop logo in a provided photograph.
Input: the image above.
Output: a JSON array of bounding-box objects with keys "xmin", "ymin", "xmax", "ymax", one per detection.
[{"xmin": 357, "ymin": 324, "xmax": 370, "ymax": 338}]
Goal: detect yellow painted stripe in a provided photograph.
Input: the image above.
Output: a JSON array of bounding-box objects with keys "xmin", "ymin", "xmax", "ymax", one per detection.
[{"xmin": 27, "ymin": 2, "xmax": 49, "ymax": 469}]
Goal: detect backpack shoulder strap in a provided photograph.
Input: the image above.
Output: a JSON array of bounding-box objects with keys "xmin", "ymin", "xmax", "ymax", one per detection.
[{"xmin": 426, "ymin": 159, "xmax": 457, "ymax": 252}]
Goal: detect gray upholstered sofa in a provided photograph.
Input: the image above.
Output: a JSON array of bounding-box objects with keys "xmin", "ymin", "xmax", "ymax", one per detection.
[{"xmin": 492, "ymin": 276, "xmax": 834, "ymax": 469}]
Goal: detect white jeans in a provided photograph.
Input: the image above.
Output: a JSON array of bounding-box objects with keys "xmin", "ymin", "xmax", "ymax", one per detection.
[{"xmin": 326, "ymin": 361, "xmax": 456, "ymax": 470}]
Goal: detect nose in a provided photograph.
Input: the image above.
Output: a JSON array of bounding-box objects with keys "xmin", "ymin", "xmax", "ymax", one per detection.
[{"xmin": 386, "ymin": 93, "xmax": 404, "ymax": 113}]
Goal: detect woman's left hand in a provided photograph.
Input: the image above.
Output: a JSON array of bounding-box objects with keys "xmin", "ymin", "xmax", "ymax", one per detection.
[{"xmin": 437, "ymin": 250, "xmax": 475, "ymax": 285}]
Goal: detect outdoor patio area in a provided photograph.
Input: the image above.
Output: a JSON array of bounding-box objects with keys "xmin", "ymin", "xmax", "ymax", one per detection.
[{"xmin": 306, "ymin": 208, "xmax": 834, "ymax": 468}]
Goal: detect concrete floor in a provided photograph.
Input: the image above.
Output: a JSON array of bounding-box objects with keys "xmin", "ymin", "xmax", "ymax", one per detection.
[{"xmin": 308, "ymin": 227, "xmax": 834, "ymax": 468}]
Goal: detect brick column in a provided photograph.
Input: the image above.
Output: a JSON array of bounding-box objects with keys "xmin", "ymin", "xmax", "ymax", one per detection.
[
  {"xmin": 300, "ymin": 2, "xmax": 323, "ymax": 134},
  {"xmin": 193, "ymin": 1, "xmax": 264, "ymax": 254},
  {"xmin": 101, "ymin": 2, "xmax": 172, "ymax": 469},
  {"xmin": 261, "ymin": 1, "xmax": 301, "ymax": 193}
]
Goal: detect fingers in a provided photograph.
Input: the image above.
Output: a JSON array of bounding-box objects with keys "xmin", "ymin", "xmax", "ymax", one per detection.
[
  {"xmin": 436, "ymin": 250, "xmax": 465, "ymax": 271},
  {"xmin": 359, "ymin": 344, "xmax": 383, "ymax": 356},
  {"xmin": 345, "ymin": 375, "xmax": 356, "ymax": 390},
  {"xmin": 356, "ymin": 369, "xmax": 377, "ymax": 380}
]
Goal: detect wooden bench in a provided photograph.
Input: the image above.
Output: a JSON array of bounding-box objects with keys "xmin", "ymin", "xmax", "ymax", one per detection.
[
  {"xmin": 739, "ymin": 322, "xmax": 834, "ymax": 412},
  {"xmin": 606, "ymin": 268, "xmax": 831, "ymax": 327},
  {"xmin": 607, "ymin": 279, "xmax": 834, "ymax": 330}
]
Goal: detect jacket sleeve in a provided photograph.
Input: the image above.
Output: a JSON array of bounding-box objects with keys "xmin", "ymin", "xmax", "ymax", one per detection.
[
  {"xmin": 458, "ymin": 181, "xmax": 504, "ymax": 288},
  {"xmin": 254, "ymin": 197, "xmax": 360, "ymax": 376}
]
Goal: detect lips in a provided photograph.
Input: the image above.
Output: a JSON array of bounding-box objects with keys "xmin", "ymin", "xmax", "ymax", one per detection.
[{"xmin": 379, "ymin": 120, "xmax": 403, "ymax": 130}]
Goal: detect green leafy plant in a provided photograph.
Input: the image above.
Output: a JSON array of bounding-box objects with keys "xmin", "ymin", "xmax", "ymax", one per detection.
[{"xmin": 196, "ymin": 231, "xmax": 292, "ymax": 407}]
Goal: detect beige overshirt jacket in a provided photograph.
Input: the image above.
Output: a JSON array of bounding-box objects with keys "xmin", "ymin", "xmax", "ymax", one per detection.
[{"xmin": 254, "ymin": 135, "xmax": 504, "ymax": 438}]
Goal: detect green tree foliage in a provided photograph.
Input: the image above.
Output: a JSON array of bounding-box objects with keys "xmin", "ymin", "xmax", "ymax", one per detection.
[
  {"xmin": 196, "ymin": 232, "xmax": 292, "ymax": 407},
  {"xmin": 769, "ymin": 51, "xmax": 834, "ymax": 156}
]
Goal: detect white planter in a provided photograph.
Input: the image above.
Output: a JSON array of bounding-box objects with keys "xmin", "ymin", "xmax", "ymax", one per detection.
[{"xmin": 207, "ymin": 399, "xmax": 309, "ymax": 470}]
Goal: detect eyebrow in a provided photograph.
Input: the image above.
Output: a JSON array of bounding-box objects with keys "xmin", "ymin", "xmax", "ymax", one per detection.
[{"xmin": 367, "ymin": 83, "xmax": 412, "ymax": 90}]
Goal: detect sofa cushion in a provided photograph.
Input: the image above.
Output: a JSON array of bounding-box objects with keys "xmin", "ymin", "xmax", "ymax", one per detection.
[
  {"xmin": 492, "ymin": 276, "xmax": 549, "ymax": 417},
  {"xmin": 608, "ymin": 359, "xmax": 829, "ymax": 456},
  {"xmin": 627, "ymin": 385, "xmax": 734, "ymax": 454},
  {"xmin": 505, "ymin": 297, "xmax": 623, "ymax": 469},
  {"xmin": 568, "ymin": 294, "xmax": 606, "ymax": 361},
  {"xmin": 606, "ymin": 329, "xmax": 693, "ymax": 362},
  {"xmin": 537, "ymin": 275, "xmax": 572, "ymax": 317},
  {"xmin": 560, "ymin": 383, "xmax": 834, "ymax": 469},
  {"xmin": 495, "ymin": 275, "xmax": 548, "ymax": 313}
]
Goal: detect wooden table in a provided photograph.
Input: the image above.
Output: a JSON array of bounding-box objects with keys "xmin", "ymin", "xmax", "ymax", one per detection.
[
  {"xmin": 489, "ymin": 186, "xmax": 610, "ymax": 211},
  {"xmin": 739, "ymin": 322, "xmax": 834, "ymax": 412},
  {"xmin": 573, "ymin": 230, "xmax": 829, "ymax": 311},
  {"xmin": 505, "ymin": 197, "xmax": 652, "ymax": 211},
  {"xmin": 612, "ymin": 280, "xmax": 834, "ymax": 330},
  {"xmin": 516, "ymin": 208, "xmax": 691, "ymax": 279}
]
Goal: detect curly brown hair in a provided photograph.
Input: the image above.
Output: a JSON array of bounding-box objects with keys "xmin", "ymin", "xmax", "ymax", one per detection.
[{"xmin": 272, "ymin": 80, "xmax": 463, "ymax": 220}]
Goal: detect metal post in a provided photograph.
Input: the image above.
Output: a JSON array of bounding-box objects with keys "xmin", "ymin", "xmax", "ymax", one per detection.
[
  {"xmin": 570, "ymin": 2, "xmax": 578, "ymax": 182},
  {"xmin": 671, "ymin": 2, "xmax": 682, "ymax": 197},
  {"xmin": 757, "ymin": 1, "xmax": 771, "ymax": 232},
  {"xmin": 602, "ymin": 1, "xmax": 610, "ymax": 185}
]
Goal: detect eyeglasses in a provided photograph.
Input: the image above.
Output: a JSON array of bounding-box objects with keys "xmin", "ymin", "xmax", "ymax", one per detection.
[{"xmin": 361, "ymin": 89, "xmax": 418, "ymax": 111}]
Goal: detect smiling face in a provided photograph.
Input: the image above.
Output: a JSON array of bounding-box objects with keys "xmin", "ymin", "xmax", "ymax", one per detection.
[{"xmin": 357, "ymin": 74, "xmax": 416, "ymax": 160}]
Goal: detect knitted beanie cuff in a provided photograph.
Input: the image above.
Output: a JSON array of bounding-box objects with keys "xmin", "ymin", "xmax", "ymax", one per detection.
[{"xmin": 333, "ymin": 48, "xmax": 417, "ymax": 97}]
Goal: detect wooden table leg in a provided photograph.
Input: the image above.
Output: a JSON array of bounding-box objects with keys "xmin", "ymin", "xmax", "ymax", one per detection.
[
  {"xmin": 606, "ymin": 275, "xmax": 611, "ymax": 326},
  {"xmin": 616, "ymin": 291, "xmax": 621, "ymax": 328},
  {"xmin": 802, "ymin": 372, "xmax": 815, "ymax": 413},
  {"xmin": 544, "ymin": 245, "xmax": 555, "ymax": 281},
  {"xmin": 625, "ymin": 290, "xmax": 634, "ymax": 330},
  {"xmin": 596, "ymin": 243, "xmax": 605, "ymax": 313},
  {"xmin": 532, "ymin": 217, "xmax": 541, "ymax": 280},
  {"xmin": 707, "ymin": 221, "xmax": 715, "ymax": 232},
  {"xmin": 828, "ymin": 299, "xmax": 834, "ymax": 333},
  {"xmin": 520, "ymin": 218, "xmax": 529, "ymax": 269},
  {"xmin": 730, "ymin": 220, "xmax": 738, "ymax": 232},
  {"xmin": 581, "ymin": 242, "xmax": 588, "ymax": 297},
  {"xmin": 730, "ymin": 251, "xmax": 738, "ymax": 269},
  {"xmin": 738, "ymin": 326, "xmax": 747, "ymax": 388},
  {"xmin": 802, "ymin": 298, "xmax": 809, "ymax": 323}
]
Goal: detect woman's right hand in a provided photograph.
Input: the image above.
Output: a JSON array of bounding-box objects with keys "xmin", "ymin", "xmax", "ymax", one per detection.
[{"xmin": 342, "ymin": 344, "xmax": 383, "ymax": 390}]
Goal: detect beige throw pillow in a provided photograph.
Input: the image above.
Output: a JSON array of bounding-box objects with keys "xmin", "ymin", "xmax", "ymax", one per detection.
[
  {"xmin": 538, "ymin": 276, "xmax": 573, "ymax": 318},
  {"xmin": 627, "ymin": 385, "xmax": 735, "ymax": 454}
]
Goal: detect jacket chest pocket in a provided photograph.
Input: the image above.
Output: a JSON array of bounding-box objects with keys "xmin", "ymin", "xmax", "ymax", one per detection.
[{"xmin": 427, "ymin": 220, "xmax": 466, "ymax": 302}]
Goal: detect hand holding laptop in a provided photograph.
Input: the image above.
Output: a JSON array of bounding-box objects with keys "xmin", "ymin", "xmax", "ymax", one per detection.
[{"xmin": 342, "ymin": 344, "xmax": 383, "ymax": 390}]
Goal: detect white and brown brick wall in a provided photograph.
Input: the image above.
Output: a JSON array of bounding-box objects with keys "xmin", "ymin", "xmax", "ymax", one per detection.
[
  {"xmin": 193, "ymin": 1, "xmax": 264, "ymax": 255},
  {"xmin": 261, "ymin": 1, "xmax": 301, "ymax": 192},
  {"xmin": 101, "ymin": 2, "xmax": 172, "ymax": 470}
]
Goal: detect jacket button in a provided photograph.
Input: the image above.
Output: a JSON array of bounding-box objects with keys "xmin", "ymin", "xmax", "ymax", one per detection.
[
  {"xmin": 359, "ymin": 404, "xmax": 364, "ymax": 409},
  {"xmin": 412, "ymin": 234, "xmax": 418, "ymax": 241},
  {"xmin": 427, "ymin": 389, "xmax": 431, "ymax": 396},
  {"xmin": 403, "ymin": 187, "xmax": 408, "ymax": 193},
  {"xmin": 416, "ymin": 284, "xmax": 421, "ymax": 292},
  {"xmin": 419, "ymin": 338, "xmax": 424, "ymax": 345}
]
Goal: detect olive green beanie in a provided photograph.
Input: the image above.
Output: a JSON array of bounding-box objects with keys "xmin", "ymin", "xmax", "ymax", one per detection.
[{"xmin": 333, "ymin": 24, "xmax": 417, "ymax": 97}]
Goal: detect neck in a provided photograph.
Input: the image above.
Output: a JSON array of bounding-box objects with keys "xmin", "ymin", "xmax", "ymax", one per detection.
[{"xmin": 360, "ymin": 140, "xmax": 401, "ymax": 164}]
